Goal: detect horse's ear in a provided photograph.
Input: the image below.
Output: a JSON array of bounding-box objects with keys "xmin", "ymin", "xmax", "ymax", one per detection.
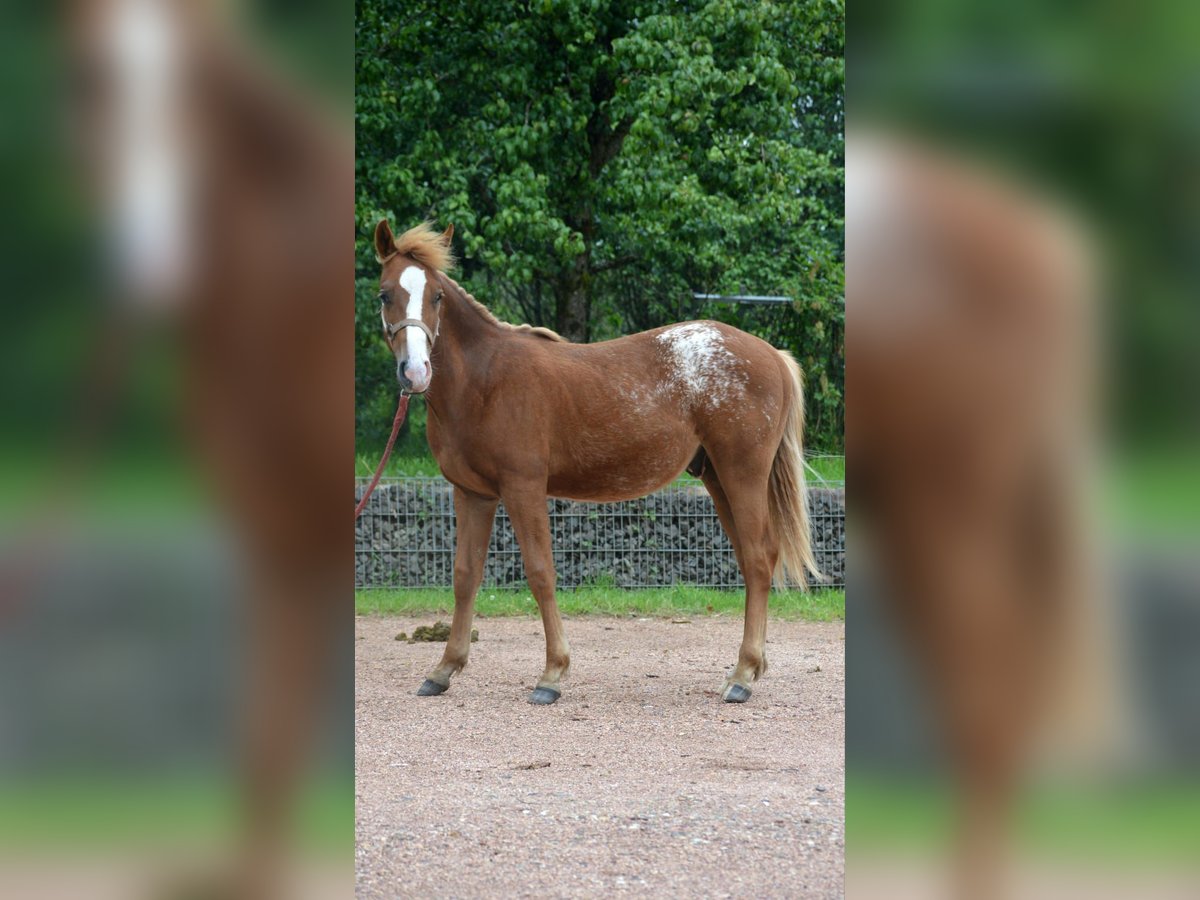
[
  {"xmin": 374, "ymin": 219, "xmax": 395, "ymax": 261},
  {"xmin": 440, "ymin": 224, "xmax": 454, "ymax": 247}
]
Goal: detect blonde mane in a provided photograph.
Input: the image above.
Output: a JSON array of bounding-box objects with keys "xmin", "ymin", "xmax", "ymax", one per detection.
[
  {"xmin": 443, "ymin": 275, "xmax": 566, "ymax": 342},
  {"xmin": 380, "ymin": 221, "xmax": 456, "ymax": 272}
]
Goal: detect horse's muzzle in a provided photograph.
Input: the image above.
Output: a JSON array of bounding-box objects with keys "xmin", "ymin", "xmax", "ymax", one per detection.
[{"xmin": 397, "ymin": 359, "xmax": 431, "ymax": 394}]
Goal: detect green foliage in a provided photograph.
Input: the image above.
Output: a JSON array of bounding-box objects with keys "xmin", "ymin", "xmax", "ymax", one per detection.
[{"xmin": 356, "ymin": 0, "xmax": 844, "ymax": 451}]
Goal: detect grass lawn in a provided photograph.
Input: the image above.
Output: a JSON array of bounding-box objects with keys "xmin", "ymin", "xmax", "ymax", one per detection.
[
  {"xmin": 848, "ymin": 774, "xmax": 1200, "ymax": 864},
  {"xmin": 1108, "ymin": 448, "xmax": 1200, "ymax": 536},
  {"xmin": 356, "ymin": 586, "xmax": 845, "ymax": 622},
  {"xmin": 0, "ymin": 450, "xmax": 207, "ymax": 515},
  {"xmin": 355, "ymin": 452, "xmax": 846, "ymax": 484},
  {"xmin": 0, "ymin": 774, "xmax": 351, "ymax": 850}
]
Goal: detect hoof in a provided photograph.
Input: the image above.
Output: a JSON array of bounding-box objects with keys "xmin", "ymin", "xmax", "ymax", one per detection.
[
  {"xmin": 722, "ymin": 682, "xmax": 752, "ymax": 703},
  {"xmin": 416, "ymin": 679, "xmax": 448, "ymax": 697},
  {"xmin": 529, "ymin": 686, "xmax": 561, "ymax": 705}
]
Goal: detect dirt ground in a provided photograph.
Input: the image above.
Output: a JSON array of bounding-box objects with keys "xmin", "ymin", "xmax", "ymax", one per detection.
[{"xmin": 355, "ymin": 614, "xmax": 845, "ymax": 898}]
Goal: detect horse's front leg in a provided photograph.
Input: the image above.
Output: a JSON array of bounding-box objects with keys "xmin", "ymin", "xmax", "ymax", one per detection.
[
  {"xmin": 503, "ymin": 486, "xmax": 570, "ymax": 704},
  {"xmin": 417, "ymin": 487, "xmax": 497, "ymax": 696}
]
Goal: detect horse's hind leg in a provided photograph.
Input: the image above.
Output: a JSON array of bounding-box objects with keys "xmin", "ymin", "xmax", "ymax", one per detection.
[
  {"xmin": 503, "ymin": 486, "xmax": 570, "ymax": 704},
  {"xmin": 710, "ymin": 462, "xmax": 779, "ymax": 703},
  {"xmin": 701, "ymin": 463, "xmax": 744, "ymax": 573},
  {"xmin": 418, "ymin": 487, "xmax": 497, "ymax": 696}
]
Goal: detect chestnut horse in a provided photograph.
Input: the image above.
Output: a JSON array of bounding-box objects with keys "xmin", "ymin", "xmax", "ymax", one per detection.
[{"xmin": 373, "ymin": 220, "xmax": 819, "ymax": 704}]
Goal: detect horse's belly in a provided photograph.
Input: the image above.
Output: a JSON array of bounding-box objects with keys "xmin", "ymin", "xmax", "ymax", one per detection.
[{"xmin": 548, "ymin": 426, "xmax": 695, "ymax": 502}]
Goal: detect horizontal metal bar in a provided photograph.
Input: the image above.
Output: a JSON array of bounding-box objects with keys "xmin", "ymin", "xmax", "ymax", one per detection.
[{"xmin": 691, "ymin": 293, "xmax": 793, "ymax": 305}]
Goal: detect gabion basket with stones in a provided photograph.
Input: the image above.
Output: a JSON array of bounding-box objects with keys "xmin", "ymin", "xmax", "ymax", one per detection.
[{"xmin": 355, "ymin": 478, "xmax": 844, "ymax": 590}]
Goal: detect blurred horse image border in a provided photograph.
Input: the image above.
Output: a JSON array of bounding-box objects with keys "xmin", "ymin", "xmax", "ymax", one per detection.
[
  {"xmin": 849, "ymin": 132, "xmax": 1097, "ymax": 899},
  {"xmin": 373, "ymin": 219, "xmax": 820, "ymax": 705},
  {"xmin": 65, "ymin": 2, "xmax": 353, "ymax": 896}
]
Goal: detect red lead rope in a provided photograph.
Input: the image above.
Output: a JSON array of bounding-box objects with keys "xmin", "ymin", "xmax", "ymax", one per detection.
[{"xmin": 355, "ymin": 393, "xmax": 411, "ymax": 521}]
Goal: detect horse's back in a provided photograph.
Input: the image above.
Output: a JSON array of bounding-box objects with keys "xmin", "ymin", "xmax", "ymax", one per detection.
[
  {"xmin": 544, "ymin": 319, "xmax": 785, "ymax": 404},
  {"xmin": 497, "ymin": 321, "xmax": 790, "ymax": 500}
]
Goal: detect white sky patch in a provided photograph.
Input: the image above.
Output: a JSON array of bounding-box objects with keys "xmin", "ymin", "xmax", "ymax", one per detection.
[
  {"xmin": 656, "ymin": 322, "xmax": 746, "ymax": 409},
  {"xmin": 398, "ymin": 265, "xmax": 429, "ymax": 368}
]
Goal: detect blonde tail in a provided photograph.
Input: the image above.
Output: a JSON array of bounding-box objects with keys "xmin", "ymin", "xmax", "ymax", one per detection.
[{"xmin": 769, "ymin": 351, "xmax": 822, "ymax": 587}]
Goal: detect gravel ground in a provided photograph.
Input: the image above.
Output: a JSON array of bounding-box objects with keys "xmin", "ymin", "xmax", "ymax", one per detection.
[{"xmin": 356, "ymin": 615, "xmax": 845, "ymax": 898}]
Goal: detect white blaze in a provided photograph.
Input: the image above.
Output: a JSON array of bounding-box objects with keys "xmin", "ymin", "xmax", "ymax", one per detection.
[
  {"xmin": 399, "ymin": 265, "xmax": 429, "ymax": 370},
  {"xmin": 106, "ymin": 0, "xmax": 189, "ymax": 307}
]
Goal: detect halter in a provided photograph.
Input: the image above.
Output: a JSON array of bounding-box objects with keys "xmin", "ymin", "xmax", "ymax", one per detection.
[
  {"xmin": 384, "ymin": 317, "xmax": 435, "ymax": 345},
  {"xmin": 358, "ymin": 313, "xmax": 432, "ymax": 522}
]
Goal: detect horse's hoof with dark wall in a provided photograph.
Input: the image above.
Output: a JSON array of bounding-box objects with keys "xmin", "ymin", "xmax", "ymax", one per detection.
[
  {"xmin": 416, "ymin": 679, "xmax": 448, "ymax": 697},
  {"xmin": 529, "ymin": 686, "xmax": 561, "ymax": 705},
  {"xmin": 722, "ymin": 683, "xmax": 752, "ymax": 703}
]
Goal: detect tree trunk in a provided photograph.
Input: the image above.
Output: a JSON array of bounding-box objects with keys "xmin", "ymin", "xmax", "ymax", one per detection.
[
  {"xmin": 552, "ymin": 77, "xmax": 631, "ymax": 342},
  {"xmin": 555, "ymin": 252, "xmax": 590, "ymax": 343}
]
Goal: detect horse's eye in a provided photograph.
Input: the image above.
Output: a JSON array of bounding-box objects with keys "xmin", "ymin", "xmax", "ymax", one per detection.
[
  {"xmin": 378, "ymin": 291, "xmax": 390, "ymax": 306},
  {"xmin": 433, "ymin": 290, "xmax": 444, "ymax": 306}
]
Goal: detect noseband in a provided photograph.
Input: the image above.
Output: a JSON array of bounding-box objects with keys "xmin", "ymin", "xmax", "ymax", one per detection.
[{"xmin": 385, "ymin": 317, "xmax": 435, "ymax": 345}]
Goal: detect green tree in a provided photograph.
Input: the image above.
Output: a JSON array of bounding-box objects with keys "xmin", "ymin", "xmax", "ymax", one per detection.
[{"xmin": 356, "ymin": 0, "xmax": 843, "ymax": 451}]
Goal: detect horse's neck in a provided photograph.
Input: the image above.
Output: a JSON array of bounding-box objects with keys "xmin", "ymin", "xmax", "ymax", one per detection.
[{"xmin": 429, "ymin": 283, "xmax": 503, "ymax": 405}]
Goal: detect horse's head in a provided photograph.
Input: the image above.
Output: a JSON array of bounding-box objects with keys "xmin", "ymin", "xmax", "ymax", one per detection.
[{"xmin": 374, "ymin": 220, "xmax": 455, "ymax": 394}]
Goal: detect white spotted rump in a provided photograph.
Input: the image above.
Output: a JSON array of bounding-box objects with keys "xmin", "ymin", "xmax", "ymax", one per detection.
[{"xmin": 656, "ymin": 322, "xmax": 747, "ymax": 409}]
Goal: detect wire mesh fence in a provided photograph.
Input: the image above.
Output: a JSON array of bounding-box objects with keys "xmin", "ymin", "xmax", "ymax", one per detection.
[{"xmin": 355, "ymin": 464, "xmax": 844, "ymax": 591}]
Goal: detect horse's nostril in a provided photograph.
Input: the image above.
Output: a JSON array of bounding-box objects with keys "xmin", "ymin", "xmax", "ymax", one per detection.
[{"xmin": 396, "ymin": 358, "xmax": 429, "ymax": 392}]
